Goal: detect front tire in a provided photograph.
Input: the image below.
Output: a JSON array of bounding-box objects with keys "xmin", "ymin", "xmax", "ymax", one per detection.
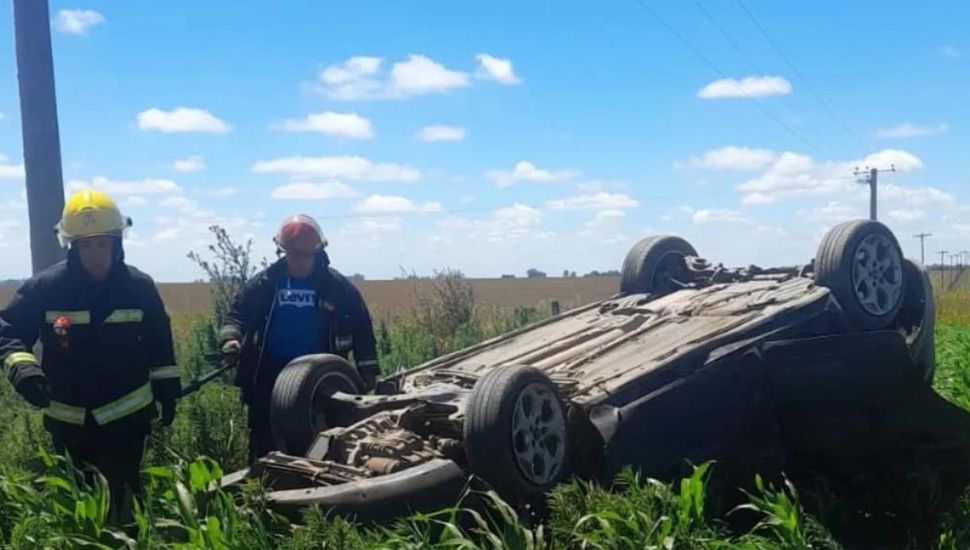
[
  {"xmin": 464, "ymin": 365, "xmax": 569, "ymax": 505},
  {"xmin": 270, "ymin": 354, "xmax": 364, "ymax": 455},
  {"xmin": 815, "ymin": 220, "xmax": 905, "ymax": 331}
]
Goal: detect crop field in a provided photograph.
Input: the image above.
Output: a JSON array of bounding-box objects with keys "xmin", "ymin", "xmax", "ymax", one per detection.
[
  {"xmin": 1, "ymin": 274, "xmax": 969, "ymax": 548},
  {"xmin": 0, "ymin": 277, "xmax": 619, "ymax": 320}
]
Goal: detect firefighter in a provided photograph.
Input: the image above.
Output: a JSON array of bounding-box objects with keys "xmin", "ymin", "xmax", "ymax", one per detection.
[
  {"xmin": 218, "ymin": 214, "xmax": 379, "ymax": 462},
  {"xmin": 0, "ymin": 189, "xmax": 180, "ymax": 523}
]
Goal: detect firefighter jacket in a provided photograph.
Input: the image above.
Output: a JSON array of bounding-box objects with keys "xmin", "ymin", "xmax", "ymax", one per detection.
[
  {"xmin": 217, "ymin": 253, "xmax": 379, "ymax": 393},
  {"xmin": 0, "ymin": 256, "xmax": 180, "ymax": 433}
]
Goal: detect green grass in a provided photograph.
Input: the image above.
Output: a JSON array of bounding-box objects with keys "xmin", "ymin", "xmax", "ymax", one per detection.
[{"xmin": 1, "ymin": 301, "xmax": 969, "ymax": 548}]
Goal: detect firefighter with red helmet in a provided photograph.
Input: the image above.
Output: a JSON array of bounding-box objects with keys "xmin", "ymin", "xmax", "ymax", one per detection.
[
  {"xmin": 0, "ymin": 189, "xmax": 180, "ymax": 523},
  {"xmin": 218, "ymin": 214, "xmax": 379, "ymax": 461}
]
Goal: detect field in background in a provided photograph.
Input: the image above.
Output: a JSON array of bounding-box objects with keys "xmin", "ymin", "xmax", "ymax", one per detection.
[{"xmin": 1, "ymin": 276, "xmax": 621, "ymax": 319}]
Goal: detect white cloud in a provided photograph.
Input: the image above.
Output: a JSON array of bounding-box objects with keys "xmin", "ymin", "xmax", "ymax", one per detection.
[
  {"xmin": 437, "ymin": 203, "xmax": 549, "ymax": 244},
  {"xmin": 486, "ymin": 161, "xmax": 578, "ymax": 188},
  {"xmin": 390, "ymin": 55, "xmax": 470, "ymax": 96},
  {"xmin": 173, "ymin": 155, "xmax": 205, "ymax": 172},
  {"xmin": 271, "ymin": 181, "xmax": 358, "ymax": 200},
  {"xmin": 576, "ymin": 180, "xmax": 629, "ymax": 193},
  {"xmin": 55, "ymin": 9, "xmax": 105, "ymax": 36},
  {"xmin": 475, "ymin": 53, "xmax": 522, "ymax": 85},
  {"xmin": 698, "ymin": 76, "xmax": 792, "ymax": 99},
  {"xmin": 68, "ymin": 176, "xmax": 182, "ymax": 195},
  {"xmin": 318, "ymin": 56, "xmax": 385, "ymax": 100},
  {"xmin": 278, "ymin": 111, "xmax": 374, "ymax": 139},
  {"xmin": 315, "ymin": 55, "xmax": 469, "ymax": 100},
  {"xmin": 335, "ymin": 217, "xmax": 404, "ymax": 249},
  {"xmin": 691, "ymin": 208, "xmax": 752, "ymax": 225},
  {"xmin": 584, "ymin": 209, "xmax": 626, "ymax": 229},
  {"xmin": 940, "ymin": 46, "xmax": 962, "ymax": 59},
  {"xmin": 736, "ymin": 149, "xmax": 923, "ymax": 205},
  {"xmin": 688, "ymin": 146, "xmax": 777, "ymax": 171},
  {"xmin": 416, "ymin": 125, "xmax": 467, "ymax": 142},
  {"xmin": 875, "ymin": 123, "xmax": 948, "ymax": 139},
  {"xmin": 796, "ymin": 201, "xmax": 864, "ymax": 224},
  {"xmin": 123, "ymin": 196, "xmax": 149, "ymax": 208},
  {"xmin": 354, "ymin": 194, "xmax": 443, "ymax": 214},
  {"xmin": 545, "ymin": 192, "xmax": 639, "ymax": 211},
  {"xmin": 0, "ymin": 155, "xmax": 25, "ymax": 180},
  {"xmin": 137, "ymin": 107, "xmax": 232, "ymax": 134},
  {"xmin": 887, "ymin": 209, "xmax": 925, "ymax": 223},
  {"xmin": 253, "ymin": 155, "xmax": 421, "ymax": 182}
]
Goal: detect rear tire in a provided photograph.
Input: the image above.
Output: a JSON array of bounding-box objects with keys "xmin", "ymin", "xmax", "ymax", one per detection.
[
  {"xmin": 464, "ymin": 365, "xmax": 569, "ymax": 506},
  {"xmin": 270, "ymin": 354, "xmax": 364, "ymax": 456},
  {"xmin": 900, "ymin": 259, "xmax": 935, "ymax": 382},
  {"xmin": 620, "ymin": 235, "xmax": 698, "ymax": 295},
  {"xmin": 814, "ymin": 220, "xmax": 905, "ymax": 331}
]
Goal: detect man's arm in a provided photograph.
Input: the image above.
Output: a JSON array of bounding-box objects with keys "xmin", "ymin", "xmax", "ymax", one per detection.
[
  {"xmin": 0, "ymin": 278, "xmax": 50, "ymax": 407},
  {"xmin": 343, "ymin": 279, "xmax": 380, "ymax": 389},
  {"xmin": 141, "ymin": 279, "xmax": 181, "ymax": 407}
]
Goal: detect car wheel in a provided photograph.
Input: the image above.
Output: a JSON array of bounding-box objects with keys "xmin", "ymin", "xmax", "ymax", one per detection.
[
  {"xmin": 270, "ymin": 354, "xmax": 364, "ymax": 455},
  {"xmin": 464, "ymin": 365, "xmax": 569, "ymax": 504},
  {"xmin": 815, "ymin": 220, "xmax": 905, "ymax": 331},
  {"xmin": 620, "ymin": 235, "xmax": 698, "ymax": 295},
  {"xmin": 900, "ymin": 259, "xmax": 935, "ymax": 382}
]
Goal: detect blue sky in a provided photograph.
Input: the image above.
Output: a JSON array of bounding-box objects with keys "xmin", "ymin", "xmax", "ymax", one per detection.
[{"xmin": 0, "ymin": 1, "xmax": 967, "ymax": 281}]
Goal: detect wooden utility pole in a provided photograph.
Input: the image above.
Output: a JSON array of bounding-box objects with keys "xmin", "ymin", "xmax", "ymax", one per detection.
[
  {"xmin": 913, "ymin": 232, "xmax": 932, "ymax": 266},
  {"xmin": 14, "ymin": 0, "xmax": 66, "ymax": 274},
  {"xmin": 854, "ymin": 165, "xmax": 896, "ymax": 221},
  {"xmin": 939, "ymin": 250, "xmax": 948, "ymax": 288}
]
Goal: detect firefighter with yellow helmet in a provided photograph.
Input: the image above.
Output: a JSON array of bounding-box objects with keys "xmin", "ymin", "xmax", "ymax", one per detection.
[{"xmin": 0, "ymin": 189, "xmax": 180, "ymax": 523}]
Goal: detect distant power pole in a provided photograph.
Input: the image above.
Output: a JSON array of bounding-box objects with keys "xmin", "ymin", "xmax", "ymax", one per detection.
[
  {"xmin": 14, "ymin": 0, "xmax": 66, "ymax": 274},
  {"xmin": 854, "ymin": 164, "xmax": 896, "ymax": 221},
  {"xmin": 939, "ymin": 250, "xmax": 948, "ymax": 288},
  {"xmin": 913, "ymin": 232, "xmax": 932, "ymax": 265}
]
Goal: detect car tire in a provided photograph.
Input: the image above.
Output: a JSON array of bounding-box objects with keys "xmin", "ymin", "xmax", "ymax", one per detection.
[
  {"xmin": 815, "ymin": 220, "xmax": 905, "ymax": 331},
  {"xmin": 900, "ymin": 259, "xmax": 935, "ymax": 382},
  {"xmin": 464, "ymin": 365, "xmax": 569, "ymax": 505},
  {"xmin": 620, "ymin": 235, "xmax": 698, "ymax": 295},
  {"xmin": 270, "ymin": 354, "xmax": 364, "ymax": 456}
]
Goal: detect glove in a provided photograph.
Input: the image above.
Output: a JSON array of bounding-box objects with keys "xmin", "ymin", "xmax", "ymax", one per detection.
[
  {"xmin": 16, "ymin": 375, "xmax": 51, "ymax": 408},
  {"xmin": 158, "ymin": 400, "xmax": 176, "ymax": 427},
  {"xmin": 221, "ymin": 339, "xmax": 241, "ymax": 355}
]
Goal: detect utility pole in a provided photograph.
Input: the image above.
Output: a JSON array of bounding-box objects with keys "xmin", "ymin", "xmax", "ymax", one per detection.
[
  {"xmin": 913, "ymin": 232, "xmax": 932, "ymax": 265},
  {"xmin": 854, "ymin": 164, "xmax": 896, "ymax": 221},
  {"xmin": 14, "ymin": 0, "xmax": 66, "ymax": 274},
  {"xmin": 939, "ymin": 250, "xmax": 948, "ymax": 288}
]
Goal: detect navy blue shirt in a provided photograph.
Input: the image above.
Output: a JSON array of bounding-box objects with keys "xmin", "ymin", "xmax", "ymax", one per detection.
[{"xmin": 266, "ymin": 276, "xmax": 325, "ymax": 364}]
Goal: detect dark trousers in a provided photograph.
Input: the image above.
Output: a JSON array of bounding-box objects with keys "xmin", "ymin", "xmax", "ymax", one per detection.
[
  {"xmin": 246, "ymin": 357, "xmax": 289, "ymax": 462},
  {"xmin": 51, "ymin": 424, "xmax": 148, "ymax": 525}
]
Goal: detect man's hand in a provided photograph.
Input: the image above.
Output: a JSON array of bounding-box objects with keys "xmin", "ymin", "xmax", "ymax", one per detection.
[
  {"xmin": 158, "ymin": 400, "xmax": 177, "ymax": 427},
  {"xmin": 221, "ymin": 339, "xmax": 241, "ymax": 355},
  {"xmin": 16, "ymin": 375, "xmax": 51, "ymax": 408}
]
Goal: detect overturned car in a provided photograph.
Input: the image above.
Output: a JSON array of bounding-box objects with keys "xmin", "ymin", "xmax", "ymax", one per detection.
[{"xmin": 221, "ymin": 219, "xmax": 970, "ymax": 538}]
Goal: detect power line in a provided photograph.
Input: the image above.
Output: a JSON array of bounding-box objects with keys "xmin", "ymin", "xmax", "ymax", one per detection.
[
  {"xmin": 630, "ymin": 0, "xmax": 827, "ymax": 157},
  {"xmin": 691, "ymin": 0, "xmax": 841, "ymax": 158},
  {"xmin": 732, "ymin": 0, "xmax": 871, "ymax": 154}
]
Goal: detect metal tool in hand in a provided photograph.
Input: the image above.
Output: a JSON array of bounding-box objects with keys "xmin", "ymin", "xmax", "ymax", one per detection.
[{"xmin": 178, "ymin": 351, "xmax": 240, "ymax": 399}]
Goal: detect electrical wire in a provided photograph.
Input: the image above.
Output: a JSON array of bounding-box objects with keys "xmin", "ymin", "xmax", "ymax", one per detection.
[
  {"xmin": 732, "ymin": 0, "xmax": 871, "ymax": 154},
  {"xmin": 630, "ymin": 0, "xmax": 829, "ymax": 157},
  {"xmin": 692, "ymin": 0, "xmax": 842, "ymax": 158}
]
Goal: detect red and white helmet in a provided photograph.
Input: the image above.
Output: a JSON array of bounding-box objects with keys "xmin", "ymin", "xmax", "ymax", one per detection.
[{"xmin": 274, "ymin": 214, "xmax": 327, "ymax": 255}]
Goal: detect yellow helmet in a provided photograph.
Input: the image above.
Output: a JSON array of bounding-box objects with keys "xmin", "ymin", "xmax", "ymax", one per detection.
[{"xmin": 55, "ymin": 188, "xmax": 132, "ymax": 248}]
